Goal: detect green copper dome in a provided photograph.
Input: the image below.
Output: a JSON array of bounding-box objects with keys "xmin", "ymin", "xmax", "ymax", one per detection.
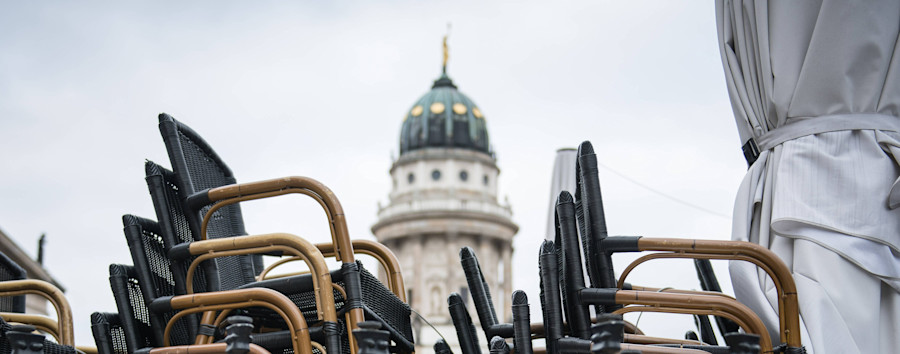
[{"xmin": 399, "ymin": 72, "xmax": 491, "ymax": 155}]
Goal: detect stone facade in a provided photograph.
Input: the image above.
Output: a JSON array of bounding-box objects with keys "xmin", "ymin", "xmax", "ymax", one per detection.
[{"xmin": 372, "ymin": 148, "xmax": 517, "ymax": 352}]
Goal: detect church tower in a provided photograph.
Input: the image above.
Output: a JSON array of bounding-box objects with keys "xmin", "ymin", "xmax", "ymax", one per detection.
[{"xmin": 371, "ymin": 38, "xmax": 518, "ymax": 351}]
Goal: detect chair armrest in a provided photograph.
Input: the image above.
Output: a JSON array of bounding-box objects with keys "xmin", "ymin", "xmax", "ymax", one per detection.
[
  {"xmin": 168, "ymin": 233, "xmax": 337, "ymax": 324},
  {"xmin": 579, "ymin": 288, "xmax": 772, "ymax": 352},
  {"xmin": 184, "ymin": 176, "xmax": 366, "ymax": 349},
  {"xmin": 262, "ymin": 240, "xmax": 405, "ymax": 301},
  {"xmin": 151, "ymin": 288, "xmax": 312, "ymax": 354},
  {"xmin": 145, "ymin": 342, "xmax": 270, "ymax": 354},
  {"xmin": 0, "ymin": 280, "xmax": 73, "ymax": 345},
  {"xmin": 186, "ymin": 176, "xmax": 354, "ymax": 263},
  {"xmin": 607, "ymin": 237, "xmax": 800, "ymax": 348}
]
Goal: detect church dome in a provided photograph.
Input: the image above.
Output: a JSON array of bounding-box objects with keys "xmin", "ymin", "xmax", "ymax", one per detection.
[{"xmin": 399, "ymin": 72, "xmax": 491, "ymax": 155}]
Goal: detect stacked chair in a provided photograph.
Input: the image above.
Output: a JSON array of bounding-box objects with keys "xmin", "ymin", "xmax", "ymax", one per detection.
[
  {"xmin": 447, "ymin": 141, "xmax": 805, "ymax": 354},
  {"xmin": 89, "ymin": 113, "xmax": 414, "ymax": 354},
  {"xmin": 0, "ymin": 253, "xmax": 80, "ymax": 354}
]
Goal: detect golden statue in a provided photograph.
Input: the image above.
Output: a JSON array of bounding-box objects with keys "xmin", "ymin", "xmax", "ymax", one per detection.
[
  {"xmin": 442, "ymin": 35, "xmax": 449, "ymax": 72},
  {"xmin": 442, "ymin": 23, "xmax": 450, "ymax": 73}
]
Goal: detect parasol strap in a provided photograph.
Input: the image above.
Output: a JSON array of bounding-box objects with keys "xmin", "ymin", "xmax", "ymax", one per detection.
[{"xmin": 743, "ymin": 113, "xmax": 900, "ymax": 165}]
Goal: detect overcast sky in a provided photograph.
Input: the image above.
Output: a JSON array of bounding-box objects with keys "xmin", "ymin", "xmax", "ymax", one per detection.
[{"xmin": 0, "ymin": 1, "xmax": 747, "ymax": 346}]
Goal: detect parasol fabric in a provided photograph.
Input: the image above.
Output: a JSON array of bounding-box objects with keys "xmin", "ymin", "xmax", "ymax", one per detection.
[
  {"xmin": 545, "ymin": 148, "xmax": 578, "ymax": 239},
  {"xmin": 717, "ymin": 1, "xmax": 900, "ymax": 353}
]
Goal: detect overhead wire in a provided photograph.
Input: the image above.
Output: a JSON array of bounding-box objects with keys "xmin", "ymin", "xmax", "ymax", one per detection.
[{"xmin": 594, "ymin": 161, "xmax": 731, "ymax": 220}]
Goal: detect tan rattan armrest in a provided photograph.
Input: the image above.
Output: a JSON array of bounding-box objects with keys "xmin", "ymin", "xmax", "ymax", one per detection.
[{"xmin": 0, "ymin": 280, "xmax": 73, "ymax": 345}]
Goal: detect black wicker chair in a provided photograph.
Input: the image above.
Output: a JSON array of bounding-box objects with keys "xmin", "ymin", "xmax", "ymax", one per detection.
[
  {"xmin": 0, "ymin": 254, "xmax": 26, "ymax": 314},
  {"xmin": 568, "ymin": 141, "xmax": 803, "ymax": 352},
  {"xmin": 157, "ymin": 115, "xmax": 258, "ymax": 292},
  {"xmin": 156, "ymin": 114, "xmax": 414, "ymax": 353},
  {"xmin": 121, "ymin": 215, "xmax": 198, "ymax": 347},
  {"xmin": 90, "ymin": 312, "xmax": 129, "ymax": 354},
  {"xmin": 120, "ymin": 213, "xmax": 324, "ymax": 354},
  {"xmin": 554, "ymin": 191, "xmax": 763, "ymax": 354},
  {"xmin": 0, "ymin": 317, "xmax": 76, "ymax": 354},
  {"xmin": 108, "ymin": 264, "xmax": 156, "ymax": 352}
]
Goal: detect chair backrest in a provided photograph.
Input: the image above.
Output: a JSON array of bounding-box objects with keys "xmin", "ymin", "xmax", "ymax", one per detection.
[
  {"xmin": 556, "ymin": 191, "xmax": 592, "ymax": 340},
  {"xmin": 158, "ymin": 113, "xmax": 259, "ymax": 290},
  {"xmin": 0, "ymin": 253, "xmax": 26, "ymax": 313},
  {"xmin": 538, "ymin": 240, "xmax": 563, "ymax": 353},
  {"xmin": 573, "ymin": 142, "xmax": 616, "ymax": 296},
  {"xmin": 108, "ymin": 264, "xmax": 154, "ymax": 352},
  {"xmin": 145, "ymin": 159, "xmax": 227, "ymax": 293},
  {"xmin": 122, "ymin": 215, "xmax": 198, "ymax": 346},
  {"xmin": 90, "ymin": 312, "xmax": 128, "ymax": 354}
]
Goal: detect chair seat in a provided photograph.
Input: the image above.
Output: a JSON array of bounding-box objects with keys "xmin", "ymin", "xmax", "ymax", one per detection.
[{"xmin": 236, "ymin": 262, "xmax": 414, "ymax": 353}]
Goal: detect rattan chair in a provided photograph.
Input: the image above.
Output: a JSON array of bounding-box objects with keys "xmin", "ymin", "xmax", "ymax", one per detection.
[
  {"xmin": 0, "ymin": 316, "xmax": 77, "ymax": 354},
  {"xmin": 0, "ymin": 279, "xmax": 73, "ymax": 347},
  {"xmin": 121, "ymin": 215, "xmax": 198, "ymax": 347},
  {"xmin": 556, "ymin": 191, "xmax": 765, "ymax": 353},
  {"xmin": 90, "ymin": 312, "xmax": 128, "ymax": 354},
  {"xmin": 452, "ymin": 196, "xmax": 761, "ymax": 352},
  {"xmin": 145, "ymin": 161, "xmax": 357, "ymax": 352},
  {"xmin": 107, "ymin": 264, "xmax": 156, "ymax": 352},
  {"xmin": 458, "ymin": 243, "xmax": 714, "ymax": 354},
  {"xmin": 0, "ymin": 254, "xmax": 26, "ymax": 314},
  {"xmin": 121, "ymin": 208, "xmax": 326, "ymax": 354},
  {"xmin": 572, "ymin": 141, "xmax": 804, "ymax": 353},
  {"xmin": 156, "ymin": 114, "xmax": 413, "ymax": 353}
]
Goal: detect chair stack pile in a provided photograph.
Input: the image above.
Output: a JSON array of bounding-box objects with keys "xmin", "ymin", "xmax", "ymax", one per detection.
[
  {"xmin": 85, "ymin": 113, "xmax": 416, "ymax": 354},
  {"xmin": 446, "ymin": 141, "xmax": 806, "ymax": 354},
  {"xmin": 0, "ymin": 251, "xmax": 81, "ymax": 354}
]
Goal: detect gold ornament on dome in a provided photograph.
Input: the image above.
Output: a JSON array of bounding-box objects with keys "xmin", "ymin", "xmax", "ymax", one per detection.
[
  {"xmin": 472, "ymin": 107, "xmax": 484, "ymax": 119},
  {"xmin": 430, "ymin": 102, "xmax": 445, "ymax": 114},
  {"xmin": 452, "ymin": 103, "xmax": 467, "ymax": 115},
  {"xmin": 411, "ymin": 105, "xmax": 424, "ymax": 117}
]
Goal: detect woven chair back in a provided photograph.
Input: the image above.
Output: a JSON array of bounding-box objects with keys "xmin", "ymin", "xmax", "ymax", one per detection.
[
  {"xmin": 0, "ymin": 253, "xmax": 26, "ymax": 314},
  {"xmin": 122, "ymin": 215, "xmax": 198, "ymax": 346},
  {"xmin": 90, "ymin": 312, "xmax": 128, "ymax": 354},
  {"xmin": 158, "ymin": 114, "xmax": 259, "ymax": 290}
]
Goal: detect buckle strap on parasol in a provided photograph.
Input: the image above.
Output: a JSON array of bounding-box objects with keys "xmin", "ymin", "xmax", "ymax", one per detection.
[{"xmin": 743, "ymin": 113, "xmax": 900, "ymax": 166}]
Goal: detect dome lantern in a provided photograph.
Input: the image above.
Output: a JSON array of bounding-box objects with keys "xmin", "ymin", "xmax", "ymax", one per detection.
[{"xmin": 398, "ymin": 40, "xmax": 491, "ymax": 156}]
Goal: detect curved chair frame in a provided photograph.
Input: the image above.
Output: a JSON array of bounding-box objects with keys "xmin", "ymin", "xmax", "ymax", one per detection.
[
  {"xmin": 0, "ymin": 313, "xmax": 59, "ymax": 342},
  {"xmin": 0, "ymin": 279, "xmax": 73, "ymax": 345},
  {"xmin": 608, "ymin": 237, "xmax": 801, "ymax": 348},
  {"xmin": 158, "ymin": 288, "xmax": 312, "ymax": 354},
  {"xmin": 188, "ymin": 176, "xmax": 368, "ymax": 351},
  {"xmin": 258, "ymin": 240, "xmax": 406, "ymax": 302},
  {"xmin": 148, "ymin": 342, "xmax": 271, "ymax": 354},
  {"xmin": 170, "ymin": 232, "xmax": 341, "ymax": 351}
]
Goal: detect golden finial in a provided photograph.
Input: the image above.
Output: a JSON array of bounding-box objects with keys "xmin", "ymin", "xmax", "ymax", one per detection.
[{"xmin": 442, "ymin": 23, "xmax": 451, "ymax": 73}]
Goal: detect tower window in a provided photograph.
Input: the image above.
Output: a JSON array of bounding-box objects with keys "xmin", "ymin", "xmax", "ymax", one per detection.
[
  {"xmin": 459, "ymin": 170, "xmax": 468, "ymax": 181},
  {"xmin": 483, "ymin": 175, "xmax": 489, "ymax": 186},
  {"xmin": 408, "ymin": 173, "xmax": 415, "ymax": 184},
  {"xmin": 432, "ymin": 169, "xmax": 441, "ymax": 181}
]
